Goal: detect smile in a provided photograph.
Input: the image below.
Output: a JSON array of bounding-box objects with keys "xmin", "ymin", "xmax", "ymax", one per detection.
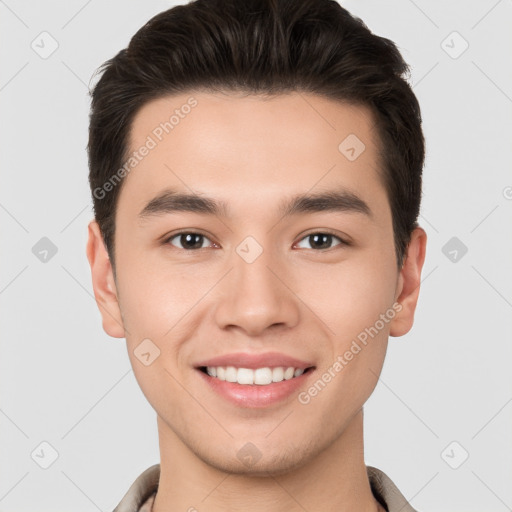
[
  {"xmin": 194, "ymin": 352, "xmax": 316, "ymax": 407},
  {"xmin": 200, "ymin": 366, "xmax": 312, "ymax": 385}
]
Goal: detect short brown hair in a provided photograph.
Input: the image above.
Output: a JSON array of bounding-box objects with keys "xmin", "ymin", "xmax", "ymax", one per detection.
[{"xmin": 87, "ymin": 0, "xmax": 424, "ymax": 269}]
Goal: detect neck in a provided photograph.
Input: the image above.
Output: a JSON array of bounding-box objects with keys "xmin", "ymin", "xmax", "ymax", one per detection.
[{"xmin": 152, "ymin": 409, "xmax": 384, "ymax": 512}]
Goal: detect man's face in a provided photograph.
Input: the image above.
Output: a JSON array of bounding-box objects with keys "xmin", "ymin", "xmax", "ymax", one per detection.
[{"xmin": 90, "ymin": 91, "xmax": 418, "ymax": 474}]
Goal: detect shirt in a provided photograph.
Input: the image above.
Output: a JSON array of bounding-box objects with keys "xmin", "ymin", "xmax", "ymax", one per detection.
[{"xmin": 113, "ymin": 464, "xmax": 418, "ymax": 512}]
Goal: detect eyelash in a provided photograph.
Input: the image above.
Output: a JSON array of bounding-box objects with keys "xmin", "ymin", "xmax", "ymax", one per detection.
[{"xmin": 163, "ymin": 230, "xmax": 350, "ymax": 252}]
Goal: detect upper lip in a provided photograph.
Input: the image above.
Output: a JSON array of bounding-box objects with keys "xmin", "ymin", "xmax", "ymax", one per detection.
[{"xmin": 195, "ymin": 351, "xmax": 315, "ymax": 370}]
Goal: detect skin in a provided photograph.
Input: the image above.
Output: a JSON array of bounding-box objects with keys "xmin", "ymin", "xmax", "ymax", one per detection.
[{"xmin": 87, "ymin": 91, "xmax": 426, "ymax": 512}]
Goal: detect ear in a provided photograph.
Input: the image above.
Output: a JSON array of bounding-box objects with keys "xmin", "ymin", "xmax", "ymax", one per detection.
[
  {"xmin": 86, "ymin": 220, "xmax": 125, "ymax": 338},
  {"xmin": 389, "ymin": 226, "xmax": 427, "ymax": 337}
]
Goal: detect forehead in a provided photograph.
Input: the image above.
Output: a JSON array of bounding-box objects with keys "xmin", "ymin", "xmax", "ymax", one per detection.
[{"xmin": 120, "ymin": 91, "xmax": 387, "ymax": 218}]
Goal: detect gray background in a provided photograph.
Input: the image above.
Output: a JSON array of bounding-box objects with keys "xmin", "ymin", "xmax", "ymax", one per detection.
[{"xmin": 1, "ymin": 1, "xmax": 511, "ymax": 511}]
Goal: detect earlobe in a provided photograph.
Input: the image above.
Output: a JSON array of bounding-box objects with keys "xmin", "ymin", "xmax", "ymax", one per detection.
[
  {"xmin": 389, "ymin": 227, "xmax": 427, "ymax": 337},
  {"xmin": 86, "ymin": 220, "xmax": 126, "ymax": 338}
]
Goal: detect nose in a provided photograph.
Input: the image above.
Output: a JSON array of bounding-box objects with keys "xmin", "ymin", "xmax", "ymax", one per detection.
[{"xmin": 213, "ymin": 242, "xmax": 300, "ymax": 337}]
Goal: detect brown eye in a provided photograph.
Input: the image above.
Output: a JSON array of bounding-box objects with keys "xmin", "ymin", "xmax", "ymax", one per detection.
[
  {"xmin": 166, "ymin": 232, "xmax": 213, "ymax": 250},
  {"xmin": 295, "ymin": 232, "xmax": 347, "ymax": 251}
]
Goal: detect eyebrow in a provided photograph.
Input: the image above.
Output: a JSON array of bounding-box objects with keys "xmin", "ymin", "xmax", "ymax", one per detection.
[{"xmin": 138, "ymin": 187, "xmax": 372, "ymax": 221}]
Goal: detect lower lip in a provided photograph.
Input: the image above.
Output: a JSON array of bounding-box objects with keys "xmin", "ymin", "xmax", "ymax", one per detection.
[{"xmin": 196, "ymin": 368, "xmax": 314, "ymax": 408}]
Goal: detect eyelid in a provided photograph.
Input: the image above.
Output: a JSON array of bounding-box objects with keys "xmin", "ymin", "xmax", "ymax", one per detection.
[
  {"xmin": 163, "ymin": 229, "xmax": 217, "ymax": 249},
  {"xmin": 298, "ymin": 233, "xmax": 350, "ymax": 252},
  {"xmin": 163, "ymin": 229, "xmax": 351, "ymax": 251},
  {"xmin": 296, "ymin": 228, "xmax": 352, "ymax": 246}
]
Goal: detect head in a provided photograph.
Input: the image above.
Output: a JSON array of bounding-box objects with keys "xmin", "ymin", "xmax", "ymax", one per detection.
[{"xmin": 87, "ymin": 0, "xmax": 426, "ymax": 475}]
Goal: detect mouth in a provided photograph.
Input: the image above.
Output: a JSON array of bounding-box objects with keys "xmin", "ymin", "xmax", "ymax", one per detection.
[
  {"xmin": 193, "ymin": 351, "xmax": 316, "ymax": 408},
  {"xmin": 195, "ymin": 364, "xmax": 316, "ymax": 408},
  {"xmin": 197, "ymin": 365, "xmax": 315, "ymax": 386}
]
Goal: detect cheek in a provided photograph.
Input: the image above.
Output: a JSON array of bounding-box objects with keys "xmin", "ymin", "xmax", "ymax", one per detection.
[
  {"xmin": 301, "ymin": 252, "xmax": 397, "ymax": 340},
  {"xmin": 116, "ymin": 261, "xmax": 196, "ymax": 415},
  {"xmin": 300, "ymin": 259, "xmax": 395, "ymax": 414},
  {"xmin": 115, "ymin": 247, "xmax": 196, "ymax": 337}
]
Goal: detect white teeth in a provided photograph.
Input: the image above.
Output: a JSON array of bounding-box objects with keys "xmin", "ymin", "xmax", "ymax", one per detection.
[
  {"xmin": 204, "ymin": 366, "xmax": 308, "ymax": 385},
  {"xmin": 225, "ymin": 366, "xmax": 237, "ymax": 383},
  {"xmin": 237, "ymin": 368, "xmax": 254, "ymax": 385},
  {"xmin": 284, "ymin": 367, "xmax": 295, "ymax": 380},
  {"xmin": 254, "ymin": 367, "xmax": 273, "ymax": 385},
  {"xmin": 272, "ymin": 367, "xmax": 284, "ymax": 382}
]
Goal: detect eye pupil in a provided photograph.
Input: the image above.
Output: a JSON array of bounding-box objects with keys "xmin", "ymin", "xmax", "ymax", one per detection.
[
  {"xmin": 181, "ymin": 233, "xmax": 203, "ymax": 249},
  {"xmin": 310, "ymin": 233, "xmax": 332, "ymax": 250}
]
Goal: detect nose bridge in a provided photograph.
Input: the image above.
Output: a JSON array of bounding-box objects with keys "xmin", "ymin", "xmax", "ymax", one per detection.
[
  {"xmin": 235, "ymin": 236, "xmax": 278, "ymax": 294},
  {"xmin": 213, "ymin": 234, "xmax": 300, "ymax": 334}
]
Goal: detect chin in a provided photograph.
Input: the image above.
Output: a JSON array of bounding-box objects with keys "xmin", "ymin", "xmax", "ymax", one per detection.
[{"xmin": 196, "ymin": 437, "xmax": 319, "ymax": 477}]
